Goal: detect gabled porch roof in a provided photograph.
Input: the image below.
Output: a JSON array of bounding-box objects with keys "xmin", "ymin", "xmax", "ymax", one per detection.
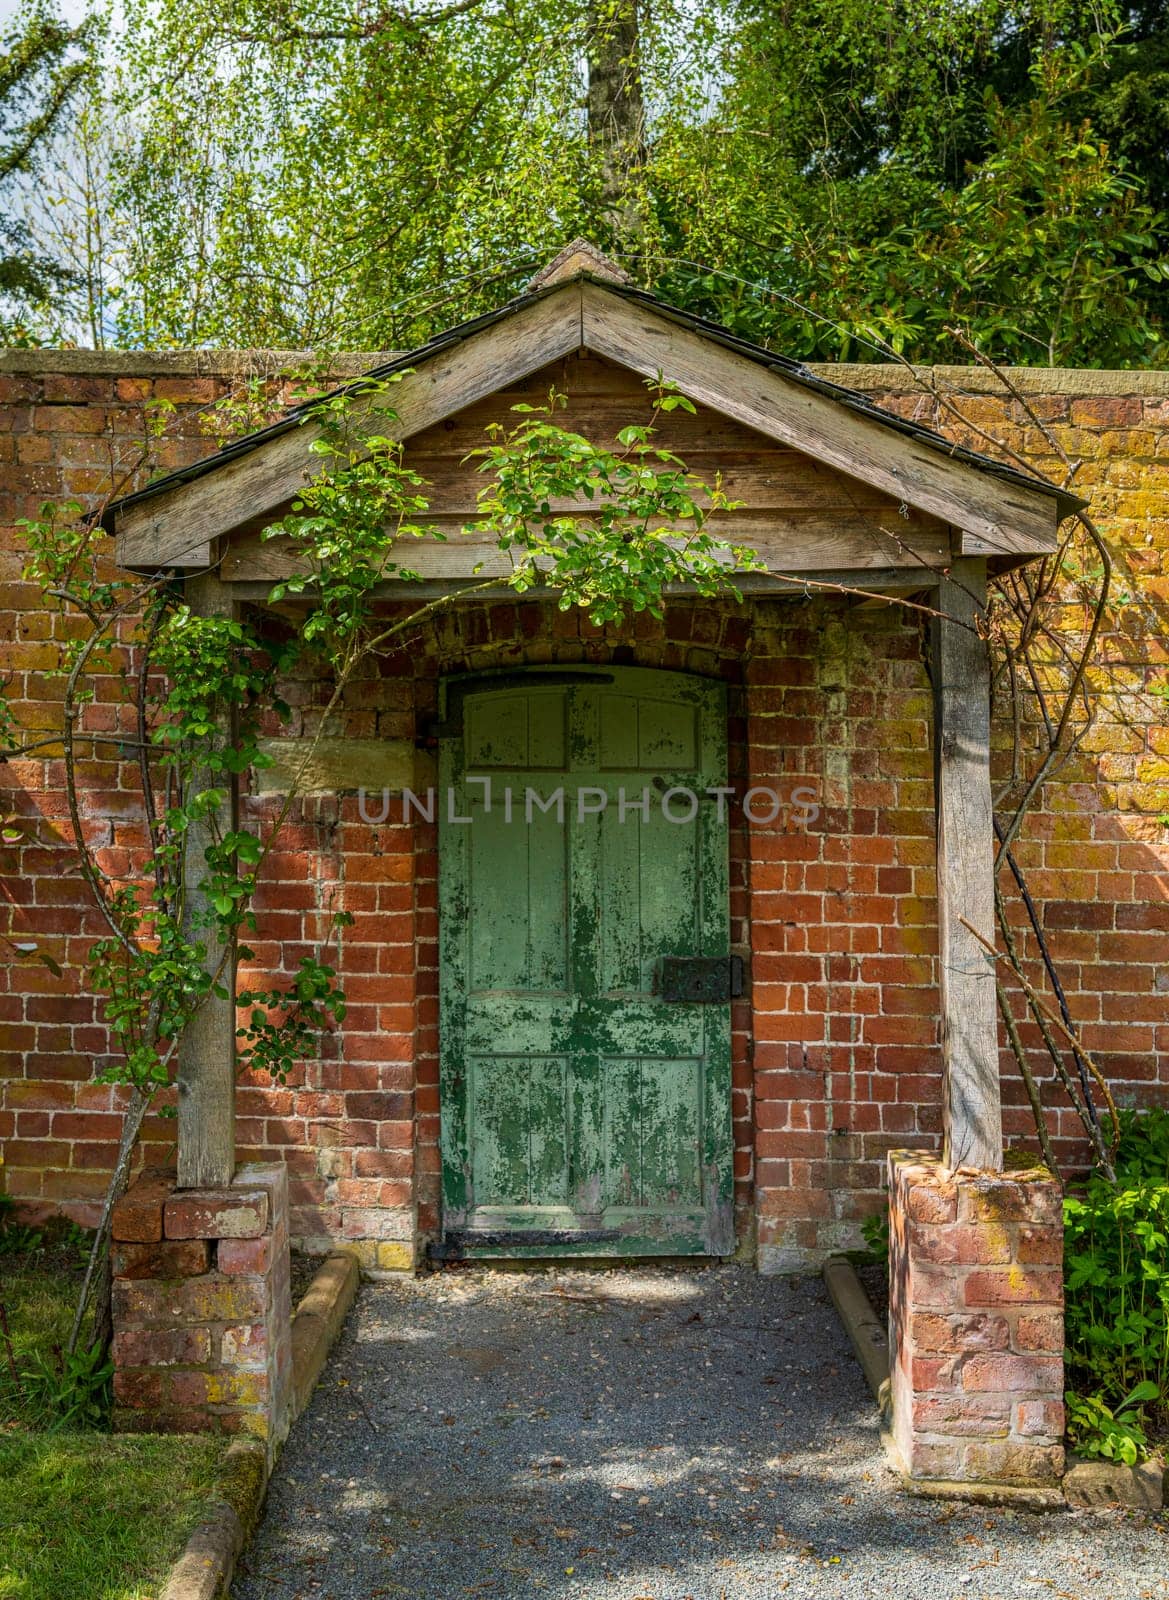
[{"xmin": 103, "ymin": 244, "xmax": 1080, "ymax": 576}]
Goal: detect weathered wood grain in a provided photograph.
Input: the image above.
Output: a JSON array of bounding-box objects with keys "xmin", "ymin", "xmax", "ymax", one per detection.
[
  {"xmin": 368, "ymin": 457, "xmax": 918, "ymax": 514},
  {"xmin": 408, "ymin": 394, "xmax": 800, "ymax": 457},
  {"xmin": 220, "ymin": 354, "xmax": 954, "ymax": 585},
  {"xmin": 225, "ymin": 566, "xmax": 943, "ymax": 605},
  {"xmin": 931, "ymin": 558, "xmax": 1002, "ymax": 1171},
  {"xmin": 114, "ymin": 287, "xmax": 586, "ymax": 570},
  {"xmin": 116, "ymin": 284, "xmax": 1060, "ymax": 572},
  {"xmin": 580, "ymin": 284, "xmax": 1059, "ymax": 557},
  {"xmin": 177, "ymin": 575, "xmax": 238, "ymax": 1190},
  {"xmin": 223, "ymin": 510, "xmax": 949, "ymax": 584}
]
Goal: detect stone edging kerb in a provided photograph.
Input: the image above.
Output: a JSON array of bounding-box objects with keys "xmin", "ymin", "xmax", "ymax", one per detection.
[
  {"xmin": 822, "ymin": 1254, "xmax": 890, "ymax": 1414},
  {"xmin": 158, "ymin": 1437, "xmax": 267, "ymax": 1600},
  {"xmin": 158, "ymin": 1246, "xmax": 362, "ymax": 1600}
]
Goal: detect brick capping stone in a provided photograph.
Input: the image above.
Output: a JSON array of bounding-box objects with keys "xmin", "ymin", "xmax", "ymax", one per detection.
[
  {"xmin": 111, "ymin": 1162, "xmax": 292, "ymax": 1459},
  {"xmin": 888, "ymin": 1150, "xmax": 1065, "ymax": 1490},
  {"xmin": 4, "ymin": 345, "xmax": 1169, "ymax": 395},
  {"xmin": 0, "ymin": 348, "xmax": 398, "ymax": 377},
  {"xmin": 164, "ymin": 1187, "xmax": 270, "ymax": 1240}
]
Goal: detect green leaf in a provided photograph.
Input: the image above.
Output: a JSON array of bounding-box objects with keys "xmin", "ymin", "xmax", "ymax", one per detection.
[{"xmin": 1121, "ymin": 1379, "xmax": 1160, "ymax": 1408}]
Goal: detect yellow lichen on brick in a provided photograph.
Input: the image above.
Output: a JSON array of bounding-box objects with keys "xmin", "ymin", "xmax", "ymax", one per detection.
[
  {"xmin": 236, "ymin": 1412, "xmax": 271, "ymax": 1440},
  {"xmin": 343, "ymin": 1239, "xmax": 415, "ymax": 1272},
  {"xmin": 377, "ymin": 1241, "xmax": 415, "ymax": 1272},
  {"xmin": 981, "ymin": 1223, "xmax": 1013, "ymax": 1258},
  {"xmin": 206, "ymin": 1371, "xmax": 267, "ymax": 1406}
]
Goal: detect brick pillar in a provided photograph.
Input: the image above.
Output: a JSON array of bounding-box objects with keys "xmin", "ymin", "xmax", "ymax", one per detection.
[
  {"xmin": 888, "ymin": 1152, "xmax": 1064, "ymax": 1493},
  {"xmin": 111, "ymin": 1162, "xmax": 292, "ymax": 1459}
]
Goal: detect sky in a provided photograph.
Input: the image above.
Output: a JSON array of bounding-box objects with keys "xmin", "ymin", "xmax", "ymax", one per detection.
[{"xmin": 2, "ymin": 0, "xmax": 106, "ymax": 30}]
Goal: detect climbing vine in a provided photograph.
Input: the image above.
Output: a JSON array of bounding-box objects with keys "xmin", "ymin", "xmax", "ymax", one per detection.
[
  {"xmin": 4, "ymin": 375, "xmax": 761, "ymax": 1352},
  {"xmin": 890, "ymin": 337, "xmax": 1128, "ymax": 1184}
]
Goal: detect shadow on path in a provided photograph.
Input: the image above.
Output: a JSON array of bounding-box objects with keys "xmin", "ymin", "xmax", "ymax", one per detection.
[{"xmin": 234, "ymin": 1264, "xmax": 1166, "ymax": 1600}]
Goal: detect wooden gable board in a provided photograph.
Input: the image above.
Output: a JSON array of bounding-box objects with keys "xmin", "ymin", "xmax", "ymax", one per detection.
[
  {"xmin": 579, "ymin": 285, "xmax": 1057, "ymax": 559},
  {"xmin": 112, "ymin": 278, "xmax": 1061, "ymax": 573},
  {"xmin": 220, "ymin": 353, "xmax": 954, "ymax": 586},
  {"xmin": 113, "ymin": 287, "xmax": 585, "ymax": 570}
]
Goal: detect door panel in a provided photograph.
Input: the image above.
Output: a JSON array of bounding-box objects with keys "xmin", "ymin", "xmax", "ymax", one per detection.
[
  {"xmin": 468, "ymin": 1054, "xmax": 570, "ymax": 1207},
  {"xmin": 603, "ymin": 1056, "xmax": 704, "ymax": 1208},
  {"xmin": 467, "ymin": 797, "xmax": 568, "ymax": 992},
  {"xmin": 598, "ymin": 801, "xmax": 704, "ymax": 992},
  {"xmin": 598, "ymin": 691, "xmax": 698, "ymax": 770},
  {"xmin": 439, "ymin": 666, "xmax": 733, "ymax": 1257}
]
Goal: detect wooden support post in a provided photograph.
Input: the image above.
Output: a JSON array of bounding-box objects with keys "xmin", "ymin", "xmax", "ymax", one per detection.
[
  {"xmin": 177, "ymin": 575, "xmax": 238, "ymax": 1189},
  {"xmin": 931, "ymin": 557, "xmax": 1002, "ymax": 1171}
]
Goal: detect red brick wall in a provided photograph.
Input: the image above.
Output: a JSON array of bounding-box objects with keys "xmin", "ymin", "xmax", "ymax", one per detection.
[
  {"xmin": 234, "ymin": 601, "xmax": 755, "ymax": 1264},
  {"xmin": 746, "ymin": 603, "xmax": 941, "ymax": 1267},
  {"xmin": 1, "ymin": 351, "xmax": 1166, "ymax": 1266}
]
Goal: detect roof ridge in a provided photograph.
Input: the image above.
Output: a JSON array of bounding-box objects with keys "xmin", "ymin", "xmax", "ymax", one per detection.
[{"xmin": 527, "ymin": 240, "xmax": 631, "ymax": 290}]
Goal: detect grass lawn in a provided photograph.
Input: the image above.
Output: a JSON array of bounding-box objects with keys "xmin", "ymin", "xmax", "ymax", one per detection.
[
  {"xmin": 1, "ymin": 1231, "xmax": 95, "ymax": 1429},
  {"xmin": 0, "ymin": 1432, "xmax": 224, "ymax": 1600},
  {"xmin": 1, "ymin": 1217, "xmax": 226, "ymax": 1600}
]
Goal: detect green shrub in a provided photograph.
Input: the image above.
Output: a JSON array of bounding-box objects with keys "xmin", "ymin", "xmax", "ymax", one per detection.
[
  {"xmin": 860, "ymin": 1211, "xmax": 890, "ymax": 1267},
  {"xmin": 1112, "ymin": 1107, "xmax": 1169, "ymax": 1186},
  {"xmin": 1065, "ymin": 1382, "xmax": 1159, "ymax": 1466},
  {"xmin": 1063, "ymin": 1109, "xmax": 1169, "ymax": 1462},
  {"xmin": 0, "ymin": 1202, "xmax": 106, "ymax": 1430},
  {"xmin": 16, "ymin": 1343, "xmax": 113, "ymax": 1432},
  {"xmin": 0, "ymin": 1193, "xmax": 44, "ymax": 1257}
]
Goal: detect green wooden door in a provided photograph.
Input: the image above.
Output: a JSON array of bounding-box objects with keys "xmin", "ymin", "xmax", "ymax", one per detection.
[{"xmin": 439, "ymin": 666, "xmax": 733, "ymax": 1257}]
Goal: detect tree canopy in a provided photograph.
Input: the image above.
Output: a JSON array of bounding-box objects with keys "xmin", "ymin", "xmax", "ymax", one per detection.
[
  {"xmin": 10, "ymin": 0, "xmax": 1169, "ymax": 363},
  {"xmin": 0, "ymin": 2, "xmax": 95, "ymax": 334}
]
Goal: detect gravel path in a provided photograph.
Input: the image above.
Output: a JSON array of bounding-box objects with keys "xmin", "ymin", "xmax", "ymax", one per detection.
[{"xmin": 234, "ymin": 1265, "xmax": 1166, "ymax": 1600}]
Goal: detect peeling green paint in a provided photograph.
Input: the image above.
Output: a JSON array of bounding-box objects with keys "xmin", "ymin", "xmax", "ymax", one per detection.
[{"xmin": 439, "ymin": 667, "xmax": 734, "ymax": 1257}]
